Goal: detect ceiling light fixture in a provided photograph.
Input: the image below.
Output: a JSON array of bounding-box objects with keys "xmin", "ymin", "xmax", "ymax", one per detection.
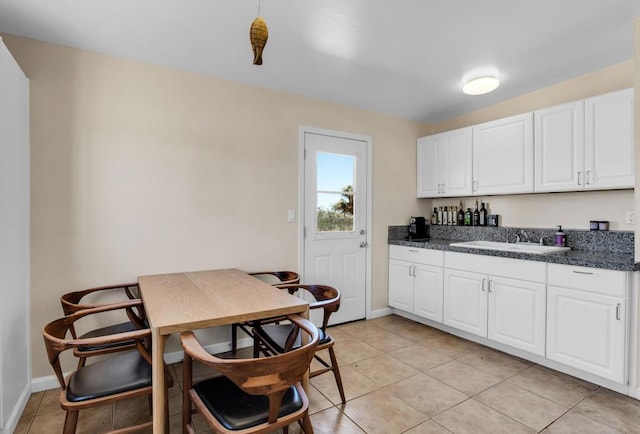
[
  {"xmin": 250, "ymin": 0, "xmax": 268, "ymax": 65},
  {"xmin": 463, "ymin": 76, "xmax": 500, "ymax": 95}
]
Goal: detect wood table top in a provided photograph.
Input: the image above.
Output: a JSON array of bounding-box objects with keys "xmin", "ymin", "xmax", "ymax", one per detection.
[{"xmin": 138, "ymin": 268, "xmax": 308, "ymax": 335}]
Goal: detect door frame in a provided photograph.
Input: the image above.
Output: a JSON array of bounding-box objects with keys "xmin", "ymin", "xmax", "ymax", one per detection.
[{"xmin": 298, "ymin": 126, "xmax": 373, "ymax": 319}]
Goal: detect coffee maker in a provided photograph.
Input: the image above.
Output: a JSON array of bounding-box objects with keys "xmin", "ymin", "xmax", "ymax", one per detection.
[{"xmin": 408, "ymin": 216, "xmax": 429, "ymax": 240}]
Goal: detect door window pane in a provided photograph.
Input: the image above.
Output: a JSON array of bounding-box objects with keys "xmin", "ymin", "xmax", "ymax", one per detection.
[{"xmin": 316, "ymin": 152, "xmax": 356, "ymax": 233}]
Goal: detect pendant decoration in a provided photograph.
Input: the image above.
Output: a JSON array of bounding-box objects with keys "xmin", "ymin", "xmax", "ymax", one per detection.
[{"xmin": 250, "ymin": 16, "xmax": 268, "ymax": 65}]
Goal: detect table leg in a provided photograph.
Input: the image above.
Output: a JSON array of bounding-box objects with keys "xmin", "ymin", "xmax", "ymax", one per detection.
[{"xmin": 152, "ymin": 328, "xmax": 168, "ymax": 434}]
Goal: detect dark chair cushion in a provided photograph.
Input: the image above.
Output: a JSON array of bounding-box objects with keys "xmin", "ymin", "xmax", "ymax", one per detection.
[
  {"xmin": 66, "ymin": 350, "xmax": 151, "ymax": 402},
  {"xmin": 76, "ymin": 321, "xmax": 139, "ymax": 353},
  {"xmin": 255, "ymin": 324, "xmax": 329, "ymax": 353},
  {"xmin": 193, "ymin": 375, "xmax": 303, "ymax": 431}
]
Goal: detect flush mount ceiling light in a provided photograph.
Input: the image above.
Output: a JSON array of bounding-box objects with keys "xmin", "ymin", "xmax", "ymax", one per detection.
[{"xmin": 463, "ymin": 76, "xmax": 500, "ymax": 95}]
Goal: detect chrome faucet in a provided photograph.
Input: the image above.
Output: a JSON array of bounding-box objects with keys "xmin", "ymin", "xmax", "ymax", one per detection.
[{"xmin": 515, "ymin": 230, "xmax": 530, "ymax": 244}]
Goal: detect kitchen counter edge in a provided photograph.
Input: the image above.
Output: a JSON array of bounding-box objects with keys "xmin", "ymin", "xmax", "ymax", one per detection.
[{"xmin": 389, "ymin": 238, "xmax": 639, "ymax": 272}]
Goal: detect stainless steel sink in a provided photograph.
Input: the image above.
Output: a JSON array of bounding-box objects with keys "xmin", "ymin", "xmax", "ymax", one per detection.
[{"xmin": 450, "ymin": 240, "xmax": 570, "ymax": 255}]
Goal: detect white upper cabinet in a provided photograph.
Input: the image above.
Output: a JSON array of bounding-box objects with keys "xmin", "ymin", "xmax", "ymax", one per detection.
[
  {"xmin": 584, "ymin": 88, "xmax": 634, "ymax": 190},
  {"xmin": 472, "ymin": 113, "xmax": 534, "ymax": 195},
  {"xmin": 417, "ymin": 127, "xmax": 472, "ymax": 197},
  {"xmin": 535, "ymin": 89, "xmax": 634, "ymax": 192},
  {"xmin": 534, "ymin": 101, "xmax": 585, "ymax": 192}
]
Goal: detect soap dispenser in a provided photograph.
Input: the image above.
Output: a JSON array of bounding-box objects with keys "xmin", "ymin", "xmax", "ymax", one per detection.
[{"xmin": 554, "ymin": 226, "xmax": 566, "ymax": 247}]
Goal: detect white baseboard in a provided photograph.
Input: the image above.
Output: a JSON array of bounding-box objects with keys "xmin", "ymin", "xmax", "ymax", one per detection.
[
  {"xmin": 0, "ymin": 382, "xmax": 31, "ymax": 434},
  {"xmin": 367, "ymin": 307, "xmax": 393, "ymax": 319},
  {"xmin": 31, "ymin": 337, "xmax": 255, "ymax": 392}
]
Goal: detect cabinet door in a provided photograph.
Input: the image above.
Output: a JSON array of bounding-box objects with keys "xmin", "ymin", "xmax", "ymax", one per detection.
[
  {"xmin": 417, "ymin": 135, "xmax": 441, "ymax": 197},
  {"xmin": 534, "ymin": 101, "xmax": 585, "ymax": 192},
  {"xmin": 584, "ymin": 88, "xmax": 634, "ymax": 190},
  {"xmin": 472, "ymin": 113, "xmax": 534, "ymax": 195},
  {"xmin": 547, "ymin": 285, "xmax": 626, "ymax": 383},
  {"xmin": 487, "ymin": 276, "xmax": 546, "ymax": 356},
  {"xmin": 441, "ymin": 127, "xmax": 473, "ymax": 197},
  {"xmin": 388, "ymin": 259, "xmax": 414, "ymax": 311},
  {"xmin": 443, "ymin": 269, "xmax": 487, "ymax": 337},
  {"xmin": 413, "ymin": 263, "xmax": 444, "ymax": 322}
]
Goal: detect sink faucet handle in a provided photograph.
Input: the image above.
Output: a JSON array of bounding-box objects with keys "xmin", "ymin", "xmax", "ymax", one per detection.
[
  {"xmin": 538, "ymin": 237, "xmax": 544, "ymax": 246},
  {"xmin": 515, "ymin": 234, "xmax": 521, "ymax": 243}
]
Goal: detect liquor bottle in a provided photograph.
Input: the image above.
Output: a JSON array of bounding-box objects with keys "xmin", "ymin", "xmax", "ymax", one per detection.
[
  {"xmin": 443, "ymin": 206, "xmax": 448, "ymax": 225},
  {"xmin": 479, "ymin": 202, "xmax": 487, "ymax": 226},
  {"xmin": 431, "ymin": 207, "xmax": 438, "ymax": 225},
  {"xmin": 452, "ymin": 206, "xmax": 457, "ymax": 226},
  {"xmin": 464, "ymin": 208, "xmax": 472, "ymax": 226},
  {"xmin": 437, "ymin": 207, "xmax": 443, "ymax": 225},
  {"xmin": 457, "ymin": 202, "xmax": 464, "ymax": 226},
  {"xmin": 472, "ymin": 200, "xmax": 480, "ymax": 226}
]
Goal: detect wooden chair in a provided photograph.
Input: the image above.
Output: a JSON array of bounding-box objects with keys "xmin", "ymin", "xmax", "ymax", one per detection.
[
  {"xmin": 181, "ymin": 314, "xmax": 319, "ymax": 434},
  {"xmin": 230, "ymin": 271, "xmax": 300, "ymax": 353},
  {"xmin": 60, "ymin": 283, "xmax": 147, "ymax": 367},
  {"xmin": 252, "ymin": 284, "xmax": 346, "ymax": 404},
  {"xmin": 42, "ymin": 300, "xmax": 173, "ymax": 434}
]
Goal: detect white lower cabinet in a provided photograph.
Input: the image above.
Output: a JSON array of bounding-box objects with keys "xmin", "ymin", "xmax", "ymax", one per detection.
[
  {"xmin": 546, "ymin": 264, "xmax": 628, "ymax": 383},
  {"xmin": 388, "ymin": 246, "xmax": 444, "ymax": 322},
  {"xmin": 443, "ymin": 260, "xmax": 546, "ymax": 356}
]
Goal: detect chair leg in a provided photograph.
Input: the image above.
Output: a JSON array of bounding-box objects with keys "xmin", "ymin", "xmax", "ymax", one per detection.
[
  {"xmin": 76, "ymin": 357, "xmax": 87, "ymax": 369},
  {"xmin": 182, "ymin": 356, "xmax": 193, "ymax": 434},
  {"xmin": 328, "ymin": 347, "xmax": 346, "ymax": 404},
  {"xmin": 283, "ymin": 425, "xmax": 289, "ymax": 434},
  {"xmin": 63, "ymin": 410, "xmax": 79, "ymax": 434},
  {"xmin": 301, "ymin": 412, "xmax": 313, "ymax": 434},
  {"xmin": 231, "ymin": 323, "xmax": 238, "ymax": 353},
  {"xmin": 253, "ymin": 335, "xmax": 261, "ymax": 358}
]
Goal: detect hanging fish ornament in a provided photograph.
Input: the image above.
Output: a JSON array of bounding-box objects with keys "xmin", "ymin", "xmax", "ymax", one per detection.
[{"xmin": 250, "ymin": 16, "xmax": 268, "ymax": 65}]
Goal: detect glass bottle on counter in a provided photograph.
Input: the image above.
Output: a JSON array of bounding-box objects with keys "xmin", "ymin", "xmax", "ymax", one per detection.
[
  {"xmin": 457, "ymin": 202, "xmax": 464, "ymax": 226},
  {"xmin": 464, "ymin": 208, "xmax": 472, "ymax": 226},
  {"xmin": 437, "ymin": 207, "xmax": 443, "ymax": 225},
  {"xmin": 472, "ymin": 200, "xmax": 480, "ymax": 226},
  {"xmin": 431, "ymin": 207, "xmax": 438, "ymax": 225},
  {"xmin": 443, "ymin": 206, "xmax": 448, "ymax": 225},
  {"xmin": 452, "ymin": 206, "xmax": 457, "ymax": 226},
  {"xmin": 479, "ymin": 202, "xmax": 487, "ymax": 226}
]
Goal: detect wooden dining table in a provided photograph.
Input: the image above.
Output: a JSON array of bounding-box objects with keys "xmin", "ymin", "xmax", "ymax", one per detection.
[{"xmin": 138, "ymin": 268, "xmax": 310, "ymax": 434}]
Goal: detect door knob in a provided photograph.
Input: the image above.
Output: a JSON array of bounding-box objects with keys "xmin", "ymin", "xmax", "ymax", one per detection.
[{"xmin": 359, "ymin": 241, "xmax": 368, "ymax": 248}]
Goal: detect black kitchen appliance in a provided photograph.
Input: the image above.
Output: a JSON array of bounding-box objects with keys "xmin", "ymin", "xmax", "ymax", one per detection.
[{"xmin": 408, "ymin": 216, "xmax": 429, "ymax": 240}]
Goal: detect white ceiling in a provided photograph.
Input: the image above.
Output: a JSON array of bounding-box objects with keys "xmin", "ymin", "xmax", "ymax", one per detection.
[{"xmin": 0, "ymin": 0, "xmax": 638, "ymax": 123}]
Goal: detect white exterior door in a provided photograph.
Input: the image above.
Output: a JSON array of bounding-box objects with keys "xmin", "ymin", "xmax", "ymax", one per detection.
[{"xmin": 302, "ymin": 129, "xmax": 369, "ymax": 324}]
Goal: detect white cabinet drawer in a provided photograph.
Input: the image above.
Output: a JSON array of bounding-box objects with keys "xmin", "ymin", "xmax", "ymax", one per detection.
[
  {"xmin": 389, "ymin": 245, "xmax": 444, "ymax": 266},
  {"xmin": 445, "ymin": 251, "xmax": 546, "ymax": 283},
  {"xmin": 548, "ymin": 264, "xmax": 627, "ymax": 297}
]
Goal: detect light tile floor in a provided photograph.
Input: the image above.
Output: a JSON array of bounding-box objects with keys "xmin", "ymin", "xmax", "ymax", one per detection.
[{"xmin": 15, "ymin": 315, "xmax": 640, "ymax": 433}]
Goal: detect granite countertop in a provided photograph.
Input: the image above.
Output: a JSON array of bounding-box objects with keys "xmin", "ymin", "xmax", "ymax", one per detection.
[{"xmin": 389, "ymin": 238, "xmax": 638, "ymax": 271}]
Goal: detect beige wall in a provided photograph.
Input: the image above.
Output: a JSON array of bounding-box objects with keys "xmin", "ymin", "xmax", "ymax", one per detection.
[
  {"xmin": 3, "ymin": 35, "xmax": 432, "ymax": 377},
  {"xmin": 430, "ymin": 61, "xmax": 635, "ymax": 230}
]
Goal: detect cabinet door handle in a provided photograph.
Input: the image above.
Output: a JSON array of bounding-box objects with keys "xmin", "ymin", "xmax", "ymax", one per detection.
[
  {"xmin": 481, "ymin": 278, "xmax": 486, "ymax": 292},
  {"xmin": 408, "ymin": 265, "xmax": 413, "ymax": 277},
  {"xmin": 472, "ymin": 180, "xmax": 478, "ymax": 192},
  {"xmin": 586, "ymin": 170, "xmax": 592, "ymax": 185},
  {"xmin": 616, "ymin": 303, "xmax": 621, "ymax": 321},
  {"xmin": 577, "ymin": 171, "xmax": 582, "ymax": 186},
  {"xmin": 442, "ymin": 183, "xmax": 445, "ymax": 194},
  {"xmin": 572, "ymin": 270, "xmax": 594, "ymax": 275},
  {"xmin": 488, "ymin": 279, "xmax": 493, "ymax": 293},
  {"xmin": 437, "ymin": 183, "xmax": 442, "ymax": 194},
  {"xmin": 408, "ymin": 249, "xmax": 419, "ymax": 253},
  {"xmin": 413, "ymin": 266, "xmax": 417, "ymax": 277}
]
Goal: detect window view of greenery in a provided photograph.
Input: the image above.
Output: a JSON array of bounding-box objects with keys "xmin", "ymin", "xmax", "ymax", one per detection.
[{"xmin": 317, "ymin": 186, "xmax": 354, "ymax": 232}]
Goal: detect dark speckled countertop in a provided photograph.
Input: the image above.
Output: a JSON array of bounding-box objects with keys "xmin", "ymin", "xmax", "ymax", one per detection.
[{"xmin": 389, "ymin": 226, "xmax": 638, "ymax": 271}]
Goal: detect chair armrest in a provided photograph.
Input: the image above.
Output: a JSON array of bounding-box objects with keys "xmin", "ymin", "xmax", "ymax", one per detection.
[{"xmin": 60, "ymin": 282, "xmax": 139, "ymax": 314}]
